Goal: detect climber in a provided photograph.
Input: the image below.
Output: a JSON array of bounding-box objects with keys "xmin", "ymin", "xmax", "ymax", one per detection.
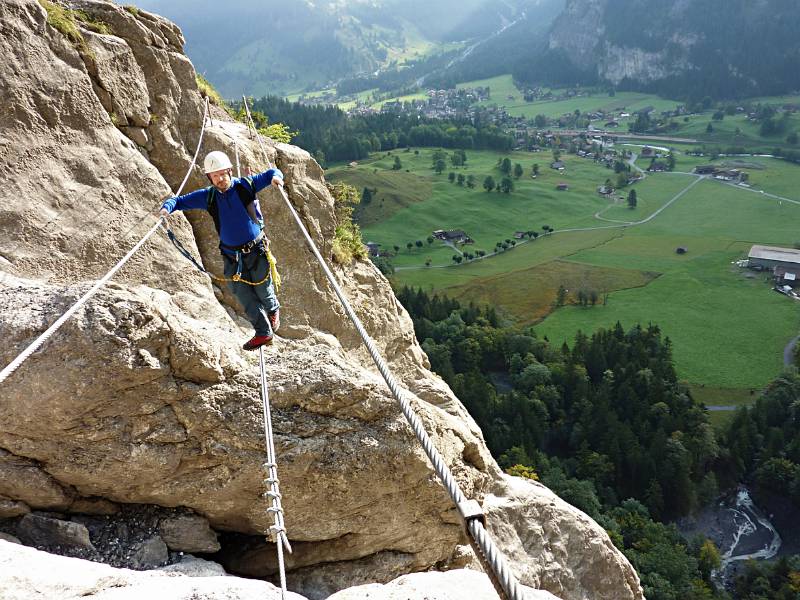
[{"xmin": 160, "ymin": 151, "xmax": 283, "ymax": 351}]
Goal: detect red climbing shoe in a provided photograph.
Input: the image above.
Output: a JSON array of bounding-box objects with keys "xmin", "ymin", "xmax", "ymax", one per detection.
[
  {"xmin": 243, "ymin": 335, "xmax": 272, "ymax": 351},
  {"xmin": 268, "ymin": 309, "xmax": 280, "ymax": 333}
]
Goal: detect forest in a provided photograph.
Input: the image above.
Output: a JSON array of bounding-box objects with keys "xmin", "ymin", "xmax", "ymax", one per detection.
[
  {"xmin": 395, "ymin": 286, "xmax": 800, "ymax": 599},
  {"xmin": 247, "ymin": 96, "xmax": 514, "ymax": 164}
]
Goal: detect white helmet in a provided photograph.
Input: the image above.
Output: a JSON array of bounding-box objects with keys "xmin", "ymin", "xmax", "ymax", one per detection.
[{"xmin": 203, "ymin": 151, "xmax": 232, "ymax": 174}]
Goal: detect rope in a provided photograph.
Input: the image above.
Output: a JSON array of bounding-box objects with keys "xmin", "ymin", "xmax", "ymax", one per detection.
[
  {"xmin": 164, "ymin": 117, "xmax": 282, "ymax": 289},
  {"xmin": 0, "ymin": 97, "xmax": 212, "ymax": 385},
  {"xmin": 237, "ymin": 116, "xmax": 292, "ymax": 599},
  {"xmin": 240, "ymin": 98, "xmax": 527, "ymax": 600}
]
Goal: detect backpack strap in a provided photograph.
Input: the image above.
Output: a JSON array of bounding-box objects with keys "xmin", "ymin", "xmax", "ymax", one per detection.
[
  {"xmin": 206, "ymin": 186, "xmax": 222, "ymax": 235},
  {"xmin": 234, "ymin": 176, "xmax": 263, "ymax": 227}
]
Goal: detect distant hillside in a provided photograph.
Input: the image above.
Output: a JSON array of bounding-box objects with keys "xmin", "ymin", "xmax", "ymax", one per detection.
[
  {"xmin": 511, "ymin": 0, "xmax": 800, "ymax": 99},
  {"xmin": 130, "ymin": 0, "xmax": 532, "ymax": 98}
]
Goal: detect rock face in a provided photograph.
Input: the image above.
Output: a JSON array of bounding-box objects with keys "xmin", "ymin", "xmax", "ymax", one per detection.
[
  {"xmin": 158, "ymin": 514, "xmax": 220, "ymax": 553},
  {"xmin": 17, "ymin": 513, "xmax": 95, "ymax": 551},
  {"xmin": 484, "ymin": 476, "xmax": 643, "ymax": 600},
  {"xmin": 0, "ymin": 1, "xmax": 643, "ymax": 599},
  {"xmin": 547, "ymin": 0, "xmax": 692, "ymax": 85},
  {"xmin": 544, "ymin": 0, "xmax": 800, "ymax": 95}
]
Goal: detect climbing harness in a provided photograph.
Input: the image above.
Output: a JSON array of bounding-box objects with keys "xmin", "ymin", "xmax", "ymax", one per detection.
[
  {"xmin": 165, "ymin": 143, "xmax": 282, "ymax": 289},
  {"xmin": 0, "ymin": 97, "xmax": 211, "ymax": 385},
  {"xmin": 164, "ymin": 228, "xmax": 280, "ymax": 288},
  {"xmin": 240, "ymin": 97, "xmax": 527, "ymax": 600}
]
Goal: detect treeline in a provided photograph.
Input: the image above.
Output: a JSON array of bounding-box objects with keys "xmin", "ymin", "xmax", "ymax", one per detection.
[
  {"xmin": 397, "ymin": 285, "xmax": 800, "ymax": 597},
  {"xmin": 396, "ymin": 286, "xmax": 726, "ymax": 599},
  {"xmin": 731, "ymin": 556, "xmax": 800, "ymax": 599},
  {"xmin": 399, "ymin": 286, "xmax": 719, "ymax": 520},
  {"xmin": 250, "ymin": 96, "xmax": 513, "ymax": 164},
  {"xmin": 722, "ymin": 373, "xmax": 800, "ymax": 501}
]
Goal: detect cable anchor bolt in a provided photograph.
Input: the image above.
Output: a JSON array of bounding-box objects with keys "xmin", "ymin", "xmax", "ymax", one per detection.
[{"xmin": 457, "ymin": 499, "xmax": 486, "ymax": 534}]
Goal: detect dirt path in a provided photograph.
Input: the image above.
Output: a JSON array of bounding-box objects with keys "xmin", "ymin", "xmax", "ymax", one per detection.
[
  {"xmin": 395, "ymin": 172, "xmax": 704, "ymax": 271},
  {"xmin": 785, "ymin": 335, "xmax": 799, "ymax": 367}
]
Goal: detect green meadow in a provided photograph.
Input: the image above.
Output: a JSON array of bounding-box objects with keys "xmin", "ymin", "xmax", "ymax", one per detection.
[
  {"xmin": 456, "ymin": 74, "xmax": 684, "ymax": 120},
  {"xmin": 329, "ymin": 144, "xmax": 800, "ymax": 408},
  {"xmin": 535, "ymin": 177, "xmax": 800, "ymax": 392}
]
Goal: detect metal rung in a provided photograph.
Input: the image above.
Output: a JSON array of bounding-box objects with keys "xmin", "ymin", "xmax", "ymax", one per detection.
[
  {"xmin": 266, "ymin": 491, "xmax": 282, "ymax": 500},
  {"xmin": 267, "ymin": 506, "xmax": 283, "ymax": 514},
  {"xmin": 264, "ymin": 477, "xmax": 280, "ymax": 485},
  {"xmin": 263, "ymin": 462, "xmax": 277, "ymax": 469}
]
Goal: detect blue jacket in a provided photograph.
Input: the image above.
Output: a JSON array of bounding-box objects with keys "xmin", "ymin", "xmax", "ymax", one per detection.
[{"xmin": 161, "ymin": 168, "xmax": 283, "ymax": 248}]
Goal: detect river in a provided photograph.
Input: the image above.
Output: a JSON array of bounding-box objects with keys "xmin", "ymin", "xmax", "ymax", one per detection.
[{"xmin": 679, "ymin": 486, "xmax": 782, "ymax": 584}]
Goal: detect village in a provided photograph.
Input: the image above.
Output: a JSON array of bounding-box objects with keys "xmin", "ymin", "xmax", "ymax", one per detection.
[{"xmin": 341, "ymin": 84, "xmax": 678, "ymax": 140}]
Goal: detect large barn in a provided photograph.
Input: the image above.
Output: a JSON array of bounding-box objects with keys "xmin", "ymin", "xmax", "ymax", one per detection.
[{"xmin": 748, "ymin": 245, "xmax": 800, "ymax": 285}]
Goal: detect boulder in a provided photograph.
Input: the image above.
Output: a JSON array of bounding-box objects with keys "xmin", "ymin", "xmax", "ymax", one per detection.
[
  {"xmin": 129, "ymin": 535, "xmax": 169, "ymax": 569},
  {"xmin": 158, "ymin": 554, "xmax": 228, "ymax": 577},
  {"xmin": 0, "ymin": 539, "xmax": 307, "ymax": 600},
  {"xmin": 158, "ymin": 514, "xmax": 220, "ymax": 553},
  {"xmin": 326, "ymin": 569, "xmax": 562, "ymax": 600},
  {"xmin": 17, "ymin": 513, "xmax": 95, "ymax": 551}
]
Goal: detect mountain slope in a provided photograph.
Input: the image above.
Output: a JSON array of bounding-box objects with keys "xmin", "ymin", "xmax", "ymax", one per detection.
[
  {"xmin": 129, "ymin": 0, "xmax": 532, "ymax": 97},
  {"xmin": 513, "ymin": 0, "xmax": 800, "ymax": 99}
]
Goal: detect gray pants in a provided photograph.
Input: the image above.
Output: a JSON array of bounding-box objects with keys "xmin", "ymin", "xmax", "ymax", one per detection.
[{"xmin": 223, "ymin": 248, "xmax": 279, "ymax": 337}]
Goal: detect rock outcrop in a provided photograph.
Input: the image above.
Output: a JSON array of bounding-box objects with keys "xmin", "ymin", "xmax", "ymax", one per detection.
[{"xmin": 0, "ymin": 1, "xmax": 643, "ymax": 599}]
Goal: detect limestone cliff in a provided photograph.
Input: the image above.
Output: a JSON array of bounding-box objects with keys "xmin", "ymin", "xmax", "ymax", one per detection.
[
  {"xmin": 546, "ymin": 0, "xmax": 692, "ymax": 85},
  {"xmin": 540, "ymin": 0, "xmax": 800, "ymax": 97},
  {"xmin": 0, "ymin": 1, "xmax": 643, "ymax": 599}
]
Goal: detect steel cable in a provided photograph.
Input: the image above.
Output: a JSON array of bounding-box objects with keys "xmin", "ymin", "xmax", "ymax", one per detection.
[
  {"xmin": 0, "ymin": 97, "xmax": 212, "ymax": 385},
  {"xmin": 241, "ymin": 97, "xmax": 528, "ymax": 600}
]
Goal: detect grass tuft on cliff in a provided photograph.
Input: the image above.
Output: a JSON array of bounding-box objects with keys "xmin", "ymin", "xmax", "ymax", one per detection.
[
  {"xmin": 327, "ymin": 182, "xmax": 367, "ymax": 264},
  {"xmin": 39, "ymin": 0, "xmax": 86, "ymax": 52},
  {"xmin": 38, "ymin": 1, "xmax": 111, "ymax": 52},
  {"xmin": 196, "ymin": 74, "xmax": 227, "ymax": 109}
]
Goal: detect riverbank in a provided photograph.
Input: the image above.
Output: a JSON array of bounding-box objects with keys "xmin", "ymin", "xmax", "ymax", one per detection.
[{"xmin": 677, "ymin": 486, "xmax": 783, "ymax": 584}]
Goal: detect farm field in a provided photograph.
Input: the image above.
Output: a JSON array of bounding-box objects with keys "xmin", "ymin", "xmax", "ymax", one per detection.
[
  {"xmin": 328, "ymin": 148, "xmax": 624, "ymax": 268},
  {"xmin": 456, "ymin": 75, "xmax": 683, "ymax": 120},
  {"xmin": 535, "ymin": 177, "xmax": 800, "ymax": 391},
  {"xmin": 328, "ymin": 137, "xmax": 800, "ymax": 409}
]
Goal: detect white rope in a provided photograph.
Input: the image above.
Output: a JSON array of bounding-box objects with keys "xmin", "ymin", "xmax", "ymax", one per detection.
[
  {"xmin": 240, "ymin": 98, "xmax": 527, "ymax": 600},
  {"xmin": 0, "ymin": 97, "xmax": 212, "ymax": 386}
]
